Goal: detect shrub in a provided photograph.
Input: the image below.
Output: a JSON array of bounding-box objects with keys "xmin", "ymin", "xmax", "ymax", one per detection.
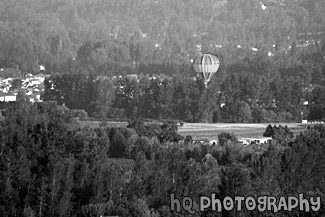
[{"xmin": 71, "ymin": 109, "xmax": 89, "ymax": 120}]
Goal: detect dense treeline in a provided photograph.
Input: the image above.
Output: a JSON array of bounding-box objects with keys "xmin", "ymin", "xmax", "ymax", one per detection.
[
  {"xmin": 1, "ymin": 102, "xmax": 325, "ymax": 217},
  {"xmin": 43, "ymin": 60, "xmax": 325, "ymax": 123}
]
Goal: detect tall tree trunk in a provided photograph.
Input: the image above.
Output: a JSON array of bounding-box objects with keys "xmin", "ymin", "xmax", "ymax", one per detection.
[
  {"xmin": 23, "ymin": 175, "xmax": 35, "ymax": 215},
  {"xmin": 39, "ymin": 177, "xmax": 45, "ymax": 217},
  {"xmin": 51, "ymin": 178, "xmax": 56, "ymax": 216}
]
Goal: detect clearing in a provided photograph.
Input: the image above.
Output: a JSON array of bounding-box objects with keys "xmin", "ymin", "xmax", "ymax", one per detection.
[{"xmin": 78, "ymin": 121, "xmax": 308, "ymax": 139}]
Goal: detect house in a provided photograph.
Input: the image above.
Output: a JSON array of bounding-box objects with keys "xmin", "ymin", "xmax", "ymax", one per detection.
[
  {"xmin": 125, "ymin": 74, "xmax": 139, "ymax": 82},
  {"xmin": 0, "ymin": 93, "xmax": 17, "ymax": 102},
  {"xmin": 192, "ymin": 139, "xmax": 218, "ymax": 146},
  {"xmin": 193, "ymin": 139, "xmax": 210, "ymax": 145},
  {"xmin": 39, "ymin": 65, "xmax": 45, "ymax": 72}
]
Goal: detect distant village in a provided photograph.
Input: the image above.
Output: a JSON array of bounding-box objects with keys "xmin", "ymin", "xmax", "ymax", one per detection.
[{"xmin": 0, "ymin": 66, "xmax": 50, "ymax": 103}]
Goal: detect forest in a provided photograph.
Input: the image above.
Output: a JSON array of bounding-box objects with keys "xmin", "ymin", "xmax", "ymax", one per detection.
[
  {"xmin": 0, "ymin": 101, "xmax": 325, "ymax": 217},
  {"xmin": 0, "ymin": 0, "xmax": 325, "ymax": 122},
  {"xmin": 1, "ymin": 0, "xmax": 325, "ymax": 216}
]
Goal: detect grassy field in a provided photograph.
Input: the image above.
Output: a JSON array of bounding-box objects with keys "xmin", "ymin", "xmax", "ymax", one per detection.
[
  {"xmin": 177, "ymin": 123, "xmax": 307, "ymax": 139},
  {"xmin": 78, "ymin": 120, "xmax": 308, "ymax": 139}
]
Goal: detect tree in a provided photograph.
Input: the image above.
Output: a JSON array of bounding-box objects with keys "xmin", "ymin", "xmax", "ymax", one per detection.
[
  {"xmin": 223, "ymin": 100, "xmax": 252, "ymax": 123},
  {"xmin": 219, "ymin": 164, "xmax": 252, "ymax": 216},
  {"xmin": 251, "ymin": 105, "xmax": 268, "ymax": 123},
  {"xmin": 311, "ymin": 86, "xmax": 325, "ymax": 105},
  {"xmin": 234, "ymin": 100, "xmax": 252, "ymax": 123},
  {"xmin": 218, "ymin": 132, "xmax": 238, "ymax": 146},
  {"xmin": 157, "ymin": 122, "xmax": 184, "ymax": 143},
  {"xmin": 127, "ymin": 119, "xmax": 157, "ymax": 138},
  {"xmin": 131, "ymin": 137, "xmax": 152, "ymax": 160},
  {"xmin": 108, "ymin": 128, "xmax": 128, "ymax": 158},
  {"xmin": 263, "ymin": 124, "xmax": 274, "ymax": 137},
  {"xmin": 184, "ymin": 135, "xmax": 193, "ymax": 145},
  {"xmin": 93, "ymin": 77, "xmax": 115, "ymax": 118},
  {"xmin": 16, "ymin": 90, "xmax": 29, "ymax": 102},
  {"xmin": 263, "ymin": 125, "xmax": 294, "ymax": 145},
  {"xmin": 308, "ymin": 104, "xmax": 325, "ymax": 121}
]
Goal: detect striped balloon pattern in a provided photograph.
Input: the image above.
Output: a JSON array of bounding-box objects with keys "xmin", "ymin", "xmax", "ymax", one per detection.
[{"xmin": 193, "ymin": 54, "xmax": 220, "ymax": 88}]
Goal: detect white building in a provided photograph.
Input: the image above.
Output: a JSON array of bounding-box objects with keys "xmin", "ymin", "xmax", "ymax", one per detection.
[
  {"xmin": 0, "ymin": 94, "xmax": 16, "ymax": 102},
  {"xmin": 238, "ymin": 137, "xmax": 272, "ymax": 145}
]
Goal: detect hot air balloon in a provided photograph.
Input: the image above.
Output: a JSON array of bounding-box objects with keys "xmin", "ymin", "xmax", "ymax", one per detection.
[{"xmin": 193, "ymin": 54, "xmax": 220, "ymax": 88}]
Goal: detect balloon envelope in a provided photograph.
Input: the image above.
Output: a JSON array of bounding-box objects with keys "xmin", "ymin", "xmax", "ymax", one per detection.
[{"xmin": 193, "ymin": 54, "xmax": 220, "ymax": 87}]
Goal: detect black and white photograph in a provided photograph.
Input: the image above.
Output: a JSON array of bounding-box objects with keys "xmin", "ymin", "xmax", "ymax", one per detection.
[{"xmin": 0, "ymin": 0, "xmax": 325, "ymax": 216}]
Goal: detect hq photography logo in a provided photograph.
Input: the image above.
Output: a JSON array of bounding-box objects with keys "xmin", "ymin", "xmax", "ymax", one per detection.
[{"xmin": 170, "ymin": 193, "xmax": 321, "ymax": 214}]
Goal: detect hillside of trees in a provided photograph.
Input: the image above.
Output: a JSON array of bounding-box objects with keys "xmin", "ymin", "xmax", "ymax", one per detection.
[
  {"xmin": 1, "ymin": 101, "xmax": 325, "ymax": 217},
  {"xmin": 1, "ymin": 0, "xmax": 325, "ymax": 122},
  {"xmin": 1, "ymin": 0, "xmax": 325, "ymax": 72}
]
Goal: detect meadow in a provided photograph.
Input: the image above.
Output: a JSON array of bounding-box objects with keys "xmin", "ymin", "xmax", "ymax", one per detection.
[
  {"xmin": 177, "ymin": 123, "xmax": 307, "ymax": 139},
  {"xmin": 78, "ymin": 121, "xmax": 308, "ymax": 139}
]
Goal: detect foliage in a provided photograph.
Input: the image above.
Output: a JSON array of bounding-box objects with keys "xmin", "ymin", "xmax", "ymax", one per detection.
[
  {"xmin": 218, "ymin": 132, "xmax": 238, "ymax": 146},
  {"xmin": 0, "ymin": 102, "xmax": 325, "ymax": 216},
  {"xmin": 70, "ymin": 109, "xmax": 89, "ymax": 120},
  {"xmin": 127, "ymin": 119, "xmax": 184, "ymax": 143},
  {"xmin": 263, "ymin": 124, "xmax": 294, "ymax": 144}
]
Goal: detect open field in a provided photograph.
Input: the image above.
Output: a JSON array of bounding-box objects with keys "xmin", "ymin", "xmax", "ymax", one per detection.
[
  {"xmin": 177, "ymin": 123, "xmax": 307, "ymax": 139},
  {"xmin": 78, "ymin": 121, "xmax": 309, "ymax": 139}
]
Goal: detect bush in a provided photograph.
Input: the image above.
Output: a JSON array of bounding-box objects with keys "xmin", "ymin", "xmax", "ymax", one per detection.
[
  {"xmin": 218, "ymin": 132, "xmax": 238, "ymax": 146},
  {"xmin": 71, "ymin": 109, "xmax": 89, "ymax": 120},
  {"xmin": 277, "ymin": 111, "xmax": 295, "ymax": 122},
  {"xmin": 108, "ymin": 128, "xmax": 128, "ymax": 158},
  {"xmin": 263, "ymin": 125, "xmax": 293, "ymax": 145},
  {"xmin": 131, "ymin": 137, "xmax": 152, "ymax": 160}
]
